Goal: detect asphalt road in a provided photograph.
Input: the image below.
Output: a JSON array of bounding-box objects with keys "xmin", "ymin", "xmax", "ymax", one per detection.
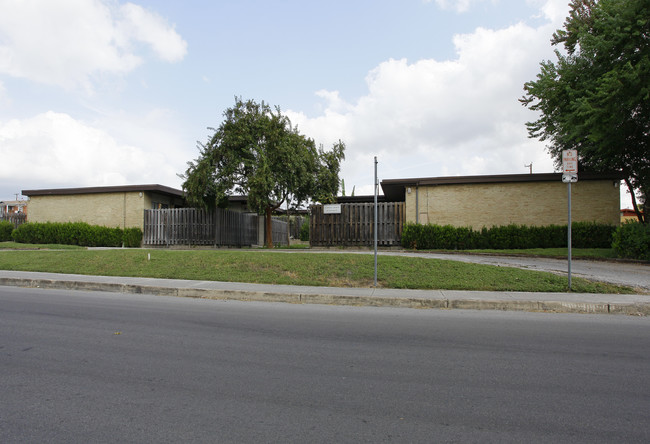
[{"xmin": 2, "ymin": 286, "xmax": 650, "ymax": 443}]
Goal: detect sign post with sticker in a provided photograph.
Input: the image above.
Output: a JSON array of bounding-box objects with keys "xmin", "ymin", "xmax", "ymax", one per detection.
[{"xmin": 562, "ymin": 150, "xmax": 578, "ymax": 291}]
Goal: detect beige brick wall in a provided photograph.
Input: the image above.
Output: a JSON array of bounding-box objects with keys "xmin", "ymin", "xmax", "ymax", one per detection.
[
  {"xmin": 28, "ymin": 192, "xmax": 147, "ymax": 228},
  {"xmin": 405, "ymin": 180, "xmax": 620, "ymax": 228}
]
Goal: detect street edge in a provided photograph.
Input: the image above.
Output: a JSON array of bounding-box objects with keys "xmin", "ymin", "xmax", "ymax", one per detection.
[{"xmin": 1, "ymin": 277, "xmax": 648, "ymax": 316}]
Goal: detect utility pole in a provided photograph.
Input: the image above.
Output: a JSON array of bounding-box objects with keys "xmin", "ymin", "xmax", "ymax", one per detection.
[{"xmin": 524, "ymin": 163, "xmax": 533, "ymax": 174}]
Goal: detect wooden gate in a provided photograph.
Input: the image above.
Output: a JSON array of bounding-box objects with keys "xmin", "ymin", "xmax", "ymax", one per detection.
[
  {"xmin": 309, "ymin": 202, "xmax": 404, "ymax": 247},
  {"xmin": 143, "ymin": 208, "xmax": 261, "ymax": 247}
]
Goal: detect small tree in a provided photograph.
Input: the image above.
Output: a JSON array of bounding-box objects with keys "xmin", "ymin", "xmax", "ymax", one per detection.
[
  {"xmin": 521, "ymin": 0, "xmax": 649, "ymax": 223},
  {"xmin": 181, "ymin": 97, "xmax": 345, "ymax": 247}
]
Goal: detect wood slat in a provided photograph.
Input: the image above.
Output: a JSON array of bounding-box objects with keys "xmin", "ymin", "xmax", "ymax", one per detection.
[
  {"xmin": 143, "ymin": 208, "xmax": 290, "ymax": 247},
  {"xmin": 309, "ymin": 202, "xmax": 405, "ymax": 247}
]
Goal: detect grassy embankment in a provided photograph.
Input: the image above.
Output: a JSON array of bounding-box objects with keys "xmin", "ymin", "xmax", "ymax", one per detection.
[
  {"xmin": 0, "ymin": 242, "xmax": 631, "ymax": 293},
  {"xmin": 431, "ymin": 248, "xmax": 618, "ymax": 259}
]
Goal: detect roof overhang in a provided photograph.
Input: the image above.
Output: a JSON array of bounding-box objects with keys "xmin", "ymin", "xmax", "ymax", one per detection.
[
  {"xmin": 336, "ymin": 195, "xmax": 387, "ymax": 204},
  {"xmin": 22, "ymin": 184, "xmax": 185, "ymax": 198}
]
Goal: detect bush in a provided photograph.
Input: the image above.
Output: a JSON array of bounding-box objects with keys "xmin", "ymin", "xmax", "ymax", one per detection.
[
  {"xmin": 11, "ymin": 222, "xmax": 141, "ymax": 247},
  {"xmin": 402, "ymin": 224, "xmax": 477, "ymax": 250},
  {"xmin": 402, "ymin": 222, "xmax": 615, "ymax": 251},
  {"xmin": 11, "ymin": 222, "xmax": 48, "ymax": 244},
  {"xmin": 123, "ymin": 227, "xmax": 143, "ymax": 248},
  {"xmin": 0, "ymin": 221, "xmax": 14, "ymax": 241},
  {"xmin": 299, "ymin": 218, "xmax": 310, "ymax": 241},
  {"xmin": 572, "ymin": 222, "xmax": 616, "ymax": 248},
  {"xmin": 612, "ymin": 222, "xmax": 650, "ymax": 261}
]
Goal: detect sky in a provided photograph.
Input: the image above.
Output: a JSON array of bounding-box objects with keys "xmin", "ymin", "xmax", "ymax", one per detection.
[{"xmin": 0, "ymin": 0, "xmax": 634, "ymax": 207}]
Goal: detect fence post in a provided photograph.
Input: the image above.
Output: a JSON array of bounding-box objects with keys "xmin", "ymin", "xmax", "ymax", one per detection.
[{"xmin": 213, "ymin": 207, "xmax": 218, "ymax": 247}]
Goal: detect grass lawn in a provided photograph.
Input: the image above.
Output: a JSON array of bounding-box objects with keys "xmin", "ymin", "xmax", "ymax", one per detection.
[
  {"xmin": 425, "ymin": 248, "xmax": 619, "ymax": 260},
  {"xmin": 0, "ymin": 241, "xmax": 84, "ymax": 250},
  {"xmin": 0, "ymin": 246, "xmax": 632, "ymax": 294}
]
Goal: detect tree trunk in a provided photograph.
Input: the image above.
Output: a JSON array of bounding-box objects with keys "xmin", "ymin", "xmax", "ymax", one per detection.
[
  {"xmin": 265, "ymin": 206, "xmax": 273, "ymax": 248},
  {"xmin": 625, "ymin": 178, "xmax": 646, "ymax": 224}
]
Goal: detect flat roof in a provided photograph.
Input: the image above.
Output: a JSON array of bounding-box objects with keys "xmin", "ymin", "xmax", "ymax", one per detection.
[
  {"xmin": 380, "ymin": 172, "xmax": 623, "ymax": 202},
  {"xmin": 336, "ymin": 195, "xmax": 387, "ymax": 204},
  {"xmin": 22, "ymin": 184, "xmax": 185, "ymax": 198}
]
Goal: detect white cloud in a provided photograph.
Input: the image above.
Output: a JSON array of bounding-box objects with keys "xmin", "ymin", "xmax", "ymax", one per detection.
[
  {"xmin": 531, "ymin": 0, "xmax": 571, "ymax": 23},
  {"xmin": 0, "ymin": 111, "xmax": 186, "ymax": 192},
  {"xmin": 0, "ymin": 80, "xmax": 6, "ymax": 105},
  {"xmin": 118, "ymin": 3, "xmax": 187, "ymax": 63},
  {"xmin": 0, "ymin": 0, "xmax": 187, "ymax": 91},
  {"xmin": 430, "ymin": 0, "xmax": 494, "ymax": 13},
  {"xmin": 287, "ymin": 1, "xmax": 569, "ymax": 195}
]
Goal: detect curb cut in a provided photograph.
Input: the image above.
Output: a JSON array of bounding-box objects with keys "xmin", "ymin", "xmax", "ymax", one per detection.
[{"xmin": 2, "ymin": 277, "xmax": 649, "ymax": 316}]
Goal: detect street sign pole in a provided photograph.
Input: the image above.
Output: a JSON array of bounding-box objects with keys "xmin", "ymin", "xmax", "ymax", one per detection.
[
  {"xmin": 562, "ymin": 149, "xmax": 578, "ymax": 292},
  {"xmin": 374, "ymin": 156, "xmax": 378, "ymax": 287},
  {"xmin": 567, "ymin": 181, "xmax": 572, "ymax": 291}
]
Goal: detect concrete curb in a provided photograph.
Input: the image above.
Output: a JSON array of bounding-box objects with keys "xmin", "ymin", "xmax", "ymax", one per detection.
[{"xmin": 2, "ymin": 276, "xmax": 649, "ymax": 316}]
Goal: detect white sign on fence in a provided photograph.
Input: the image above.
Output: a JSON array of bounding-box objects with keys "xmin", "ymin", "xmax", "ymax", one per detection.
[{"xmin": 323, "ymin": 204, "xmax": 342, "ymax": 214}]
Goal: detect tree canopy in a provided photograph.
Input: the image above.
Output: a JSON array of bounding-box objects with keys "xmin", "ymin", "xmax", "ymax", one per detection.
[
  {"xmin": 180, "ymin": 97, "xmax": 345, "ymax": 247},
  {"xmin": 521, "ymin": 0, "xmax": 649, "ymax": 223}
]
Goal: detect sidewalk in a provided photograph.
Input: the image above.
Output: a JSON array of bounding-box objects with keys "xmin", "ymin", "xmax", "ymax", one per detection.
[{"xmin": 1, "ymin": 270, "xmax": 649, "ymax": 316}]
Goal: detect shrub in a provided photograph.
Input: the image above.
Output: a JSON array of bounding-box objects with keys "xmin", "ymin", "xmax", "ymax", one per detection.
[
  {"xmin": 11, "ymin": 222, "xmax": 141, "ymax": 247},
  {"xmin": 11, "ymin": 222, "xmax": 45, "ymax": 244},
  {"xmin": 123, "ymin": 227, "xmax": 143, "ymax": 247},
  {"xmin": 572, "ymin": 222, "xmax": 616, "ymax": 248},
  {"xmin": 0, "ymin": 221, "xmax": 14, "ymax": 241},
  {"xmin": 401, "ymin": 222, "xmax": 615, "ymax": 250},
  {"xmin": 299, "ymin": 219, "xmax": 310, "ymax": 241},
  {"xmin": 612, "ymin": 222, "xmax": 650, "ymax": 261}
]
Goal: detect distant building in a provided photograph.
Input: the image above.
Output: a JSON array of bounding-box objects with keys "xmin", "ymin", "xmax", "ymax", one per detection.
[
  {"xmin": 620, "ymin": 208, "xmax": 644, "ymax": 223},
  {"xmin": 0, "ymin": 200, "xmax": 27, "ymax": 216}
]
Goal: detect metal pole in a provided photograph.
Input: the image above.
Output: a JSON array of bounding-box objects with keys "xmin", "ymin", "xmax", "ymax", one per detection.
[
  {"xmin": 567, "ymin": 181, "xmax": 571, "ymax": 291},
  {"xmin": 286, "ymin": 198, "xmax": 290, "ymax": 247},
  {"xmin": 374, "ymin": 156, "xmax": 378, "ymax": 287}
]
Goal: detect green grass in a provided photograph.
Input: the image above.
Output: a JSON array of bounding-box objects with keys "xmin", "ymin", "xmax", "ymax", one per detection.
[
  {"xmin": 265, "ymin": 243, "xmax": 311, "ymax": 250},
  {"xmin": 0, "ymin": 241, "xmax": 84, "ymax": 250},
  {"xmin": 0, "ymin": 248, "xmax": 632, "ymax": 293},
  {"xmin": 427, "ymin": 248, "xmax": 618, "ymax": 260}
]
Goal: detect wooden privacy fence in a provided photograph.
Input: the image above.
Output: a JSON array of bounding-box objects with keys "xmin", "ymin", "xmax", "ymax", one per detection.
[
  {"xmin": 310, "ymin": 202, "xmax": 405, "ymax": 247},
  {"xmin": 274, "ymin": 215, "xmax": 306, "ymax": 239},
  {"xmin": 270, "ymin": 218, "xmax": 288, "ymax": 246},
  {"xmin": 143, "ymin": 208, "xmax": 288, "ymax": 247},
  {"xmin": 1, "ymin": 213, "xmax": 27, "ymax": 228}
]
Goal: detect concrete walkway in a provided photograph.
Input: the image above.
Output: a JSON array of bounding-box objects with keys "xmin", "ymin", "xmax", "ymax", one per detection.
[{"xmin": 1, "ymin": 270, "xmax": 649, "ymax": 316}]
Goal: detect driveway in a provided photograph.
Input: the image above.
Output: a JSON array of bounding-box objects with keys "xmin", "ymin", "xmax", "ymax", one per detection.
[{"xmin": 382, "ymin": 251, "xmax": 650, "ymax": 291}]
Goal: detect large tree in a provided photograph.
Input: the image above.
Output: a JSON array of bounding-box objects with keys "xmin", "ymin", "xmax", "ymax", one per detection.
[
  {"xmin": 521, "ymin": 0, "xmax": 649, "ymax": 223},
  {"xmin": 181, "ymin": 97, "xmax": 345, "ymax": 247}
]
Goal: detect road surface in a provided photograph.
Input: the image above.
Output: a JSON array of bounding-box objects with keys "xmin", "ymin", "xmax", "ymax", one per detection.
[{"xmin": 2, "ymin": 286, "xmax": 649, "ymax": 443}]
